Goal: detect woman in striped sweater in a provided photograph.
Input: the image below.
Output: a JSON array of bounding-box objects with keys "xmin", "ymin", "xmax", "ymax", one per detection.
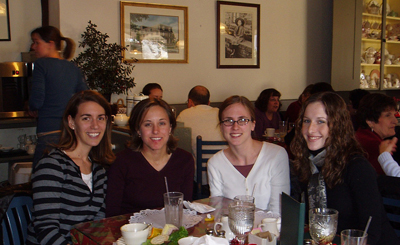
[{"xmin": 26, "ymin": 90, "xmax": 115, "ymax": 245}]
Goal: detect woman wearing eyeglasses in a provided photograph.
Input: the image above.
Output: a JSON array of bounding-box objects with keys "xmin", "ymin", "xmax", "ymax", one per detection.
[{"xmin": 207, "ymin": 95, "xmax": 290, "ymax": 213}]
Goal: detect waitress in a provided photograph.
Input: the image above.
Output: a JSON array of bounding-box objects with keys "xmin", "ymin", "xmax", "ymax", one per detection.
[{"xmin": 29, "ymin": 26, "xmax": 87, "ymax": 168}]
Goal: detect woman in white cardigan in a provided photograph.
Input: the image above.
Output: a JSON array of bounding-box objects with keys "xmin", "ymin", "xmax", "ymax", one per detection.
[{"xmin": 207, "ymin": 95, "xmax": 290, "ymax": 213}]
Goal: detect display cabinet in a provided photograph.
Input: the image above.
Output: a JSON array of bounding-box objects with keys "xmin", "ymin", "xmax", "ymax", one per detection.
[{"xmin": 332, "ymin": 0, "xmax": 400, "ymax": 91}]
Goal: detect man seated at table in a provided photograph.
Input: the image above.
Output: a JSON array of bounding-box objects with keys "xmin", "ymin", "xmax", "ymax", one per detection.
[{"xmin": 176, "ymin": 86, "xmax": 225, "ymax": 195}]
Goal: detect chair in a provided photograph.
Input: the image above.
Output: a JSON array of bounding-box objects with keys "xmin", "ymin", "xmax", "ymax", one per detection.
[
  {"xmin": 1, "ymin": 193, "xmax": 33, "ymax": 245},
  {"xmin": 195, "ymin": 135, "xmax": 228, "ymax": 200},
  {"xmin": 382, "ymin": 197, "xmax": 400, "ymax": 237}
]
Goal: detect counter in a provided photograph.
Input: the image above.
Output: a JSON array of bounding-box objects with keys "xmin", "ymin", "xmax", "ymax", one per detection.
[{"xmin": 0, "ymin": 118, "xmax": 36, "ymax": 129}]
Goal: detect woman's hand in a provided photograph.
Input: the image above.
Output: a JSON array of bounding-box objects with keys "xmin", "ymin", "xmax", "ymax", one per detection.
[{"xmin": 379, "ymin": 137, "xmax": 398, "ymax": 155}]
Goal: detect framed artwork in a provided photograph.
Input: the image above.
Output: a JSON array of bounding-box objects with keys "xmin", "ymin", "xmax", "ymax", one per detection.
[
  {"xmin": 0, "ymin": 0, "xmax": 11, "ymax": 41},
  {"xmin": 217, "ymin": 1, "xmax": 260, "ymax": 68},
  {"xmin": 120, "ymin": 1, "xmax": 188, "ymax": 63}
]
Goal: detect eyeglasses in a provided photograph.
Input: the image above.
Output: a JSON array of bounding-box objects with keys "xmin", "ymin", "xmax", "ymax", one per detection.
[{"xmin": 221, "ymin": 118, "xmax": 251, "ymax": 126}]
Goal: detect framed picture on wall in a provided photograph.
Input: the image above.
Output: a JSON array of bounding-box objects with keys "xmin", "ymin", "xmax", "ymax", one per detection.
[
  {"xmin": 120, "ymin": 1, "xmax": 188, "ymax": 63},
  {"xmin": 217, "ymin": 1, "xmax": 260, "ymax": 68},
  {"xmin": 0, "ymin": 0, "xmax": 11, "ymax": 41}
]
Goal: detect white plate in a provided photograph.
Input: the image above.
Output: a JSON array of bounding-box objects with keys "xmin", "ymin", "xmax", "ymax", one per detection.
[{"xmin": 0, "ymin": 147, "xmax": 14, "ymax": 152}]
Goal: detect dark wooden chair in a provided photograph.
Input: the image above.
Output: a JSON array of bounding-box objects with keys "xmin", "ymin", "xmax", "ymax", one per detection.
[{"xmin": 195, "ymin": 135, "xmax": 227, "ymax": 200}]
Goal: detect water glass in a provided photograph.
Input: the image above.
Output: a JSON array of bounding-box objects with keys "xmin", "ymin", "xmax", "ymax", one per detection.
[
  {"xmin": 234, "ymin": 195, "xmax": 255, "ymax": 204},
  {"xmin": 309, "ymin": 208, "xmax": 338, "ymax": 244},
  {"xmin": 228, "ymin": 200, "xmax": 255, "ymax": 244},
  {"xmin": 164, "ymin": 192, "xmax": 183, "ymax": 227},
  {"xmin": 279, "ymin": 121, "xmax": 287, "ymax": 138},
  {"xmin": 341, "ymin": 229, "xmax": 368, "ymax": 245}
]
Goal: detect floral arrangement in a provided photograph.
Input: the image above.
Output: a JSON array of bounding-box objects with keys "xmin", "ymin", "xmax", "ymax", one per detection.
[{"xmin": 72, "ymin": 21, "xmax": 136, "ymax": 97}]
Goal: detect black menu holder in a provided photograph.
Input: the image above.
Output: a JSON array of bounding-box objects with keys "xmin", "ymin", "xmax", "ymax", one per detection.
[{"xmin": 279, "ymin": 192, "xmax": 305, "ymax": 245}]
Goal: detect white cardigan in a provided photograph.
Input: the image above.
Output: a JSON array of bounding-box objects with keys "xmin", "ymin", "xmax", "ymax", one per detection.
[{"xmin": 207, "ymin": 142, "xmax": 290, "ymax": 213}]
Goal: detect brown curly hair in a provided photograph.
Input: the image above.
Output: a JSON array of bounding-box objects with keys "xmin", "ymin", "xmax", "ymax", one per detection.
[{"xmin": 290, "ymin": 92, "xmax": 364, "ymax": 189}]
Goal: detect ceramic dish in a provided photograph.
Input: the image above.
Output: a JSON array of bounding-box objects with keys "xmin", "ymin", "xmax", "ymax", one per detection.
[
  {"xmin": 370, "ymin": 69, "xmax": 380, "ymax": 80},
  {"xmin": 178, "ymin": 236, "xmax": 199, "ymax": 245},
  {"xmin": 0, "ymin": 147, "xmax": 14, "ymax": 152}
]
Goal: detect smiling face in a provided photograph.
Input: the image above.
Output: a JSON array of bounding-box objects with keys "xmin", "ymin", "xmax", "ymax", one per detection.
[
  {"xmin": 267, "ymin": 96, "xmax": 280, "ymax": 113},
  {"xmin": 149, "ymin": 88, "xmax": 163, "ymax": 101},
  {"xmin": 68, "ymin": 101, "xmax": 107, "ymax": 151},
  {"xmin": 220, "ymin": 103, "xmax": 255, "ymax": 146},
  {"xmin": 301, "ymin": 102, "xmax": 330, "ymax": 151},
  {"xmin": 31, "ymin": 33, "xmax": 53, "ymax": 58},
  {"xmin": 367, "ymin": 109, "xmax": 397, "ymax": 139},
  {"xmin": 139, "ymin": 105, "xmax": 171, "ymax": 153}
]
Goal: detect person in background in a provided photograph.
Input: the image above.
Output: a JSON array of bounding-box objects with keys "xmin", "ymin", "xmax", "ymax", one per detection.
[
  {"xmin": 254, "ymin": 88, "xmax": 282, "ymax": 139},
  {"xmin": 142, "ymin": 83, "xmax": 163, "ymax": 100},
  {"xmin": 207, "ymin": 95, "xmax": 290, "ymax": 213},
  {"xmin": 291, "ymin": 91, "xmax": 398, "ymax": 244},
  {"xmin": 105, "ymin": 99, "xmax": 194, "ymax": 216},
  {"xmin": 29, "ymin": 26, "xmax": 87, "ymax": 169},
  {"xmin": 348, "ymin": 89, "xmax": 370, "ymax": 131},
  {"xmin": 26, "ymin": 90, "xmax": 114, "ymax": 245},
  {"xmin": 309, "ymin": 82, "xmax": 334, "ymax": 95},
  {"xmin": 285, "ymin": 84, "xmax": 314, "ymax": 124},
  {"xmin": 176, "ymin": 85, "xmax": 225, "ymax": 156},
  {"xmin": 176, "ymin": 86, "xmax": 225, "ymax": 195},
  {"xmin": 356, "ymin": 93, "xmax": 398, "ymax": 175}
]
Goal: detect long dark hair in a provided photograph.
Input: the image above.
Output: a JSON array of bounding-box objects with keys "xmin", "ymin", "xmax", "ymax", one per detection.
[
  {"xmin": 290, "ymin": 92, "xmax": 364, "ymax": 188},
  {"xmin": 57, "ymin": 90, "xmax": 115, "ymax": 166},
  {"xmin": 128, "ymin": 99, "xmax": 178, "ymax": 154},
  {"xmin": 31, "ymin": 26, "xmax": 75, "ymax": 60}
]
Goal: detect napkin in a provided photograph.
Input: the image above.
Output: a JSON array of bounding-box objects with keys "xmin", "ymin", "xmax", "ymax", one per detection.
[
  {"xmin": 192, "ymin": 235, "xmax": 229, "ymax": 245},
  {"xmin": 183, "ymin": 201, "xmax": 216, "ymax": 213}
]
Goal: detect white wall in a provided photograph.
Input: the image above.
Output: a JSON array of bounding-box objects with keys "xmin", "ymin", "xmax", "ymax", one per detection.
[
  {"xmin": 1, "ymin": 0, "xmax": 333, "ymax": 104},
  {"xmin": 0, "ymin": 0, "xmax": 41, "ymax": 61}
]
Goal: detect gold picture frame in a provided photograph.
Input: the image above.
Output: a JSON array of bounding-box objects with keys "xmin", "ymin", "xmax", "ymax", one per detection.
[{"xmin": 120, "ymin": 1, "xmax": 188, "ymax": 63}]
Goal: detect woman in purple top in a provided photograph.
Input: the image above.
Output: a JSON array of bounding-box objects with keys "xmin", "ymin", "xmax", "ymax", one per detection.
[
  {"xmin": 105, "ymin": 99, "xmax": 194, "ymax": 216},
  {"xmin": 254, "ymin": 89, "xmax": 282, "ymax": 139}
]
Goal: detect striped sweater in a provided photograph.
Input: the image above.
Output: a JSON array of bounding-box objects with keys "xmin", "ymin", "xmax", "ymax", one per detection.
[{"xmin": 26, "ymin": 149, "xmax": 107, "ymax": 245}]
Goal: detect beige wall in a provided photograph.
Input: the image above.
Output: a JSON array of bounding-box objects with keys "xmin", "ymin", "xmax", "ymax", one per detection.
[{"xmin": 1, "ymin": 0, "xmax": 333, "ymax": 104}]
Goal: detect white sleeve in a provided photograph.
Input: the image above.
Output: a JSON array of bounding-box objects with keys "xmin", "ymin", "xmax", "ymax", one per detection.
[
  {"xmin": 378, "ymin": 151, "xmax": 400, "ymax": 177},
  {"xmin": 207, "ymin": 156, "xmax": 224, "ymax": 197},
  {"xmin": 268, "ymin": 148, "xmax": 291, "ymax": 214}
]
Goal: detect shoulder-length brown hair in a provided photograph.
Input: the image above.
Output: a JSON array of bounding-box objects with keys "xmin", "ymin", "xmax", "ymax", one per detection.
[
  {"xmin": 128, "ymin": 98, "xmax": 178, "ymax": 154},
  {"xmin": 290, "ymin": 92, "xmax": 364, "ymax": 189},
  {"xmin": 57, "ymin": 90, "xmax": 115, "ymax": 166}
]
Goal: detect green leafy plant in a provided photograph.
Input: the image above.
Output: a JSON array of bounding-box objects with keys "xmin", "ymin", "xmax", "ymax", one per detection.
[{"xmin": 72, "ymin": 21, "xmax": 136, "ymax": 96}]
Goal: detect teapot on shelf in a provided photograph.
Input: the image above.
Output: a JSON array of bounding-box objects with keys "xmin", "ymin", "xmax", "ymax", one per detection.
[{"xmin": 113, "ymin": 114, "xmax": 129, "ymax": 127}]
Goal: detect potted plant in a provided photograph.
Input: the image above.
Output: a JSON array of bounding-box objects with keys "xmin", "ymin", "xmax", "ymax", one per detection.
[{"xmin": 72, "ymin": 21, "xmax": 136, "ymax": 101}]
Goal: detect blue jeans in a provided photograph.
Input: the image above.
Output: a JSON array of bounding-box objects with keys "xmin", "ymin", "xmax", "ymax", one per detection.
[{"xmin": 33, "ymin": 133, "xmax": 60, "ymax": 170}]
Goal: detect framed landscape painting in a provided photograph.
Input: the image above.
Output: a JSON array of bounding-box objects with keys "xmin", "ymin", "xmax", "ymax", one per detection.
[
  {"xmin": 120, "ymin": 1, "xmax": 188, "ymax": 63},
  {"xmin": 217, "ymin": 1, "xmax": 260, "ymax": 68}
]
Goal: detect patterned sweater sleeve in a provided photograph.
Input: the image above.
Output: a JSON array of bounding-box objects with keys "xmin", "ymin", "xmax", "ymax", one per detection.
[{"xmin": 31, "ymin": 156, "xmax": 69, "ymax": 245}]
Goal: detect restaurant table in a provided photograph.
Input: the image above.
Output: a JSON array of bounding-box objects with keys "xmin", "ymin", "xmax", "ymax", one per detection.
[{"xmin": 71, "ymin": 196, "xmax": 231, "ymax": 245}]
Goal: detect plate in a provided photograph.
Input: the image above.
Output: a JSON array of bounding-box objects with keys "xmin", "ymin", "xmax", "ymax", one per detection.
[
  {"xmin": 370, "ymin": 69, "xmax": 380, "ymax": 80},
  {"xmin": 0, "ymin": 147, "xmax": 14, "ymax": 152}
]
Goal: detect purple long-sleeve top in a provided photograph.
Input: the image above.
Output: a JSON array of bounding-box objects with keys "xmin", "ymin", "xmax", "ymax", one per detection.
[{"xmin": 105, "ymin": 148, "xmax": 194, "ymax": 217}]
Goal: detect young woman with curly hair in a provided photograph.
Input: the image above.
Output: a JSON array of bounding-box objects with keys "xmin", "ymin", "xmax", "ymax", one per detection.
[{"xmin": 290, "ymin": 91, "xmax": 398, "ymax": 245}]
